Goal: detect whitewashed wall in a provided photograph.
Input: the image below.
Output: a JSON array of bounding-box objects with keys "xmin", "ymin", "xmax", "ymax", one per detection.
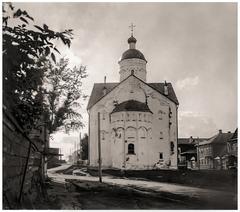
[{"xmin": 88, "ymin": 75, "xmax": 178, "ymax": 170}]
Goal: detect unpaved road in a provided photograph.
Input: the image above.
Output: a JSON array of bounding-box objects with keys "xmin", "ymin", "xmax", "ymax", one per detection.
[{"xmin": 46, "ymin": 164, "xmax": 237, "ymax": 209}]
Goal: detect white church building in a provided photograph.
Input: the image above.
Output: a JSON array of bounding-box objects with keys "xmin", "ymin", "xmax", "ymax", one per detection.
[{"xmin": 87, "ymin": 33, "xmax": 179, "ymax": 170}]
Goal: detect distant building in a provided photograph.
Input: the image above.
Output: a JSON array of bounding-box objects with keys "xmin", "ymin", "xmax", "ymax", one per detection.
[
  {"xmin": 197, "ymin": 130, "xmax": 233, "ymax": 170},
  {"xmin": 178, "ymin": 137, "xmax": 206, "ymax": 169},
  {"xmin": 226, "ymin": 128, "xmax": 237, "ymax": 168}
]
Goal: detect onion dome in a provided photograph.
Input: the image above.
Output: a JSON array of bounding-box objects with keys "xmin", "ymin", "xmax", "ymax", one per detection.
[
  {"xmin": 128, "ymin": 35, "xmax": 137, "ymax": 44},
  {"xmin": 120, "ymin": 35, "xmax": 147, "ymax": 62},
  {"xmin": 120, "ymin": 49, "xmax": 147, "ymax": 62},
  {"xmin": 112, "ymin": 100, "xmax": 152, "ymax": 114}
]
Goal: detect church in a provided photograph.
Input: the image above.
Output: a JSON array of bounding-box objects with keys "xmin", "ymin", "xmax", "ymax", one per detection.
[{"xmin": 87, "ymin": 30, "xmax": 179, "ymax": 170}]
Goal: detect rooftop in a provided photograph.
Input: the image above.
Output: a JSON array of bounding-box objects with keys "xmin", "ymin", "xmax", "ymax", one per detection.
[
  {"xmin": 111, "ymin": 100, "xmax": 152, "ymax": 114},
  {"xmin": 87, "ymin": 75, "xmax": 179, "ymax": 110}
]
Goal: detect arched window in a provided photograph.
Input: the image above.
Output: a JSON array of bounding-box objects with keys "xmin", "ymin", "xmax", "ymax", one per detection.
[
  {"xmin": 126, "ymin": 127, "xmax": 136, "ymax": 140},
  {"xmin": 128, "ymin": 143, "xmax": 135, "ymax": 154},
  {"xmin": 139, "ymin": 127, "xmax": 147, "ymax": 139}
]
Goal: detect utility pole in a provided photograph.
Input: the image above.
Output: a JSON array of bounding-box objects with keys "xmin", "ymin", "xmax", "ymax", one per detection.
[
  {"xmin": 79, "ymin": 132, "xmax": 81, "ymax": 160},
  {"xmin": 98, "ymin": 112, "xmax": 102, "ymax": 182}
]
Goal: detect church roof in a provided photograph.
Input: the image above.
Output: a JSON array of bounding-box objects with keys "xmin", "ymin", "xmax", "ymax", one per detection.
[
  {"xmin": 128, "ymin": 35, "xmax": 137, "ymax": 44},
  {"xmin": 120, "ymin": 49, "xmax": 147, "ymax": 62},
  {"xmin": 87, "ymin": 75, "xmax": 179, "ymax": 110},
  {"xmin": 111, "ymin": 100, "xmax": 153, "ymax": 114}
]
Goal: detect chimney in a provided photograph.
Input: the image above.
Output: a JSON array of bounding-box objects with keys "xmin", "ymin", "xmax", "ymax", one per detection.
[
  {"xmin": 164, "ymin": 81, "xmax": 168, "ymax": 96},
  {"xmin": 103, "ymin": 76, "xmax": 107, "ymax": 95},
  {"xmin": 189, "ymin": 136, "xmax": 193, "ymax": 143},
  {"xmin": 219, "ymin": 129, "xmax": 222, "ymax": 134}
]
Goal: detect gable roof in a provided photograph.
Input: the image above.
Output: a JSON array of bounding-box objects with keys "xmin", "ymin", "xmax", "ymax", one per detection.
[
  {"xmin": 231, "ymin": 128, "xmax": 238, "ymax": 140},
  {"xmin": 87, "ymin": 74, "xmax": 179, "ymax": 110},
  {"xmin": 198, "ymin": 132, "xmax": 233, "ymax": 146}
]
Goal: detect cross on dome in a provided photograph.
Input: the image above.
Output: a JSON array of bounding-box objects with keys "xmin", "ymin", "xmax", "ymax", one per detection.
[{"xmin": 129, "ymin": 23, "xmax": 136, "ymax": 36}]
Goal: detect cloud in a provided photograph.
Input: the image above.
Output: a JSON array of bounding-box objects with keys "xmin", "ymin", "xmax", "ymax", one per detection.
[
  {"xmin": 178, "ymin": 110, "xmax": 218, "ymax": 138},
  {"xmin": 176, "ymin": 76, "xmax": 199, "ymax": 90}
]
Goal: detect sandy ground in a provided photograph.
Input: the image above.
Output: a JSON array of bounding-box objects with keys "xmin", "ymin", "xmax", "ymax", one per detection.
[{"xmin": 45, "ymin": 164, "xmax": 237, "ymax": 209}]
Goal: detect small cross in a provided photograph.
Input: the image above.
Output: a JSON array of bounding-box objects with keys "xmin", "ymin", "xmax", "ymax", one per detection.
[{"xmin": 129, "ymin": 23, "xmax": 136, "ymax": 36}]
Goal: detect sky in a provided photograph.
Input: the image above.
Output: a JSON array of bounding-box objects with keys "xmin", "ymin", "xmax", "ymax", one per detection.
[{"xmin": 14, "ymin": 2, "xmax": 237, "ymax": 159}]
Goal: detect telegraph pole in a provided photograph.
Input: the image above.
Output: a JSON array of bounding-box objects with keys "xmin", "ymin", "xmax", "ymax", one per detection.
[
  {"xmin": 79, "ymin": 132, "xmax": 81, "ymax": 160},
  {"xmin": 98, "ymin": 112, "xmax": 102, "ymax": 182}
]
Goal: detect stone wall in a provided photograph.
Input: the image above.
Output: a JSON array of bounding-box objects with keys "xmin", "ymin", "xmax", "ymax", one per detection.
[{"xmin": 3, "ymin": 109, "xmax": 42, "ymax": 209}]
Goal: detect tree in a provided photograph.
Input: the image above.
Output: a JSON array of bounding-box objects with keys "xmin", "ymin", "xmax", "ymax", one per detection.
[
  {"xmin": 3, "ymin": 3, "xmax": 73, "ymax": 132},
  {"xmin": 81, "ymin": 134, "xmax": 89, "ymax": 160},
  {"xmin": 43, "ymin": 58, "xmax": 87, "ymax": 134}
]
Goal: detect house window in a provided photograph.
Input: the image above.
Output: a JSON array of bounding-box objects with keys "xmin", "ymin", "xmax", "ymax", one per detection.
[
  {"xmin": 102, "ymin": 113, "xmax": 105, "ymax": 120},
  {"xmin": 159, "ymin": 152, "xmax": 163, "ymax": 160},
  {"xmin": 128, "ymin": 143, "xmax": 135, "ymax": 154}
]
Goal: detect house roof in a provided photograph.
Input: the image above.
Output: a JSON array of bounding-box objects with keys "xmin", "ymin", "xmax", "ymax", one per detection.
[
  {"xmin": 178, "ymin": 138, "xmax": 206, "ymax": 145},
  {"xmin": 87, "ymin": 75, "xmax": 179, "ymax": 110},
  {"xmin": 180, "ymin": 149, "xmax": 197, "ymax": 155},
  {"xmin": 198, "ymin": 132, "xmax": 233, "ymax": 146},
  {"xmin": 230, "ymin": 128, "xmax": 238, "ymax": 141},
  {"xmin": 111, "ymin": 100, "xmax": 153, "ymax": 114}
]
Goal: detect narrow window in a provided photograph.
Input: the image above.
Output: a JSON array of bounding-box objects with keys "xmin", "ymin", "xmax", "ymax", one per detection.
[
  {"xmin": 102, "ymin": 113, "xmax": 105, "ymax": 120},
  {"xmin": 159, "ymin": 152, "xmax": 163, "ymax": 160},
  {"xmin": 127, "ymin": 113, "xmax": 130, "ymax": 121},
  {"xmin": 139, "ymin": 113, "xmax": 142, "ymax": 121},
  {"xmin": 170, "ymin": 142, "xmax": 174, "ymax": 154},
  {"xmin": 169, "ymin": 107, "xmax": 172, "ymax": 118},
  {"xmin": 160, "ymin": 132, "xmax": 163, "ymax": 139},
  {"xmin": 128, "ymin": 143, "xmax": 135, "ymax": 154},
  {"xmin": 102, "ymin": 131, "xmax": 105, "ymax": 140},
  {"xmin": 132, "ymin": 113, "xmax": 136, "ymax": 121},
  {"xmin": 158, "ymin": 110, "xmax": 163, "ymax": 120}
]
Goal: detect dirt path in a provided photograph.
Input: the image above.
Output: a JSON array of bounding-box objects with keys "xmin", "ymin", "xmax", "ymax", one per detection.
[{"xmin": 47, "ymin": 165, "xmax": 237, "ymax": 209}]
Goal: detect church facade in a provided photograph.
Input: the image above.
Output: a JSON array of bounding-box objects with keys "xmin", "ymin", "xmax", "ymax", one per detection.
[{"xmin": 87, "ymin": 34, "xmax": 179, "ymax": 170}]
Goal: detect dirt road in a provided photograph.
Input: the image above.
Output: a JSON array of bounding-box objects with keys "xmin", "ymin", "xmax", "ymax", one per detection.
[{"xmin": 46, "ymin": 165, "xmax": 237, "ymax": 209}]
